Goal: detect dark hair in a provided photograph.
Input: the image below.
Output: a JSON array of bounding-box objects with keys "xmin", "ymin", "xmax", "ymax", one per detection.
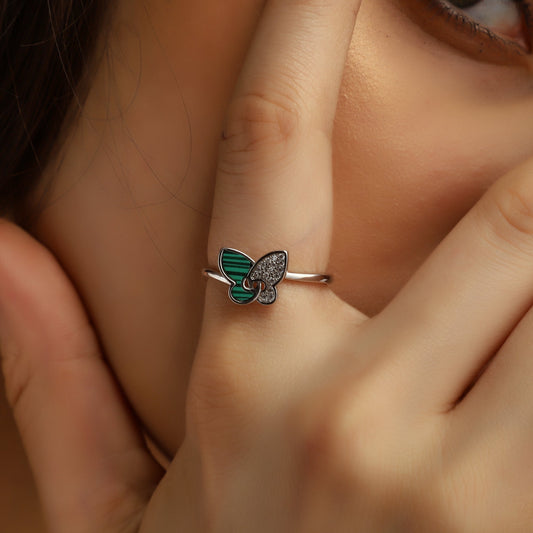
[{"xmin": 0, "ymin": 0, "xmax": 110, "ymax": 224}]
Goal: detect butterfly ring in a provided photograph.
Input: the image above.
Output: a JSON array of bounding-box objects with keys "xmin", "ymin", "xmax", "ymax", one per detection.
[{"xmin": 203, "ymin": 248, "xmax": 331, "ymax": 305}]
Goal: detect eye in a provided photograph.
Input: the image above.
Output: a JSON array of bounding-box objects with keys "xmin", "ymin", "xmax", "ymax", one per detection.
[{"xmin": 437, "ymin": 0, "xmax": 532, "ymax": 50}]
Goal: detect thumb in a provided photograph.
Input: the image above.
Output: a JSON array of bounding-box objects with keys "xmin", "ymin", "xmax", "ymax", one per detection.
[{"xmin": 0, "ymin": 220, "xmax": 163, "ymax": 533}]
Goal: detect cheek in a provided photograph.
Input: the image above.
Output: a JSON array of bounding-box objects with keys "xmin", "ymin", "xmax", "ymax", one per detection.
[
  {"xmin": 330, "ymin": 3, "xmax": 533, "ymax": 316},
  {"xmin": 31, "ymin": 0, "xmax": 266, "ymax": 457}
]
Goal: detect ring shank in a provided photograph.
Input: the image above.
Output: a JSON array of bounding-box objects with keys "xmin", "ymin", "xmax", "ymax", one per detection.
[
  {"xmin": 202, "ymin": 269, "xmax": 330, "ymax": 285},
  {"xmin": 285, "ymin": 272, "xmax": 330, "ymax": 283}
]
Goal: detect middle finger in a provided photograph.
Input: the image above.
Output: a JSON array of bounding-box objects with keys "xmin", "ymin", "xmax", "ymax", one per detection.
[{"xmin": 366, "ymin": 157, "xmax": 533, "ymax": 411}]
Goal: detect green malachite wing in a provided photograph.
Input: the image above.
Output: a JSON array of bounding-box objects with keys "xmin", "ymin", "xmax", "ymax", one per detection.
[{"xmin": 219, "ymin": 248, "xmax": 257, "ymax": 304}]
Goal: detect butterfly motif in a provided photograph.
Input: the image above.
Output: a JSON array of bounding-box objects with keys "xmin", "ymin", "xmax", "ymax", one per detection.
[{"xmin": 219, "ymin": 248, "xmax": 288, "ymax": 305}]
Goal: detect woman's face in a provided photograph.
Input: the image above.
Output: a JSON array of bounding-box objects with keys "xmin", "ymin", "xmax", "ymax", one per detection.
[{"xmin": 32, "ymin": 0, "xmax": 533, "ymax": 455}]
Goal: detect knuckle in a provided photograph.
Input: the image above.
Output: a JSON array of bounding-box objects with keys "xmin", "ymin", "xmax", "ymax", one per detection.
[
  {"xmin": 187, "ymin": 335, "xmax": 261, "ymax": 441},
  {"xmin": 290, "ymin": 389, "xmax": 381, "ymax": 489},
  {"xmin": 287, "ymin": 381, "xmax": 448, "ymax": 529},
  {"xmin": 1, "ymin": 340, "xmax": 32, "ymax": 415},
  {"xmin": 218, "ymin": 93, "xmax": 301, "ymax": 176},
  {"xmin": 485, "ymin": 181, "xmax": 533, "ymax": 250},
  {"xmin": 289, "ymin": 382, "xmax": 438, "ymax": 498},
  {"xmin": 1, "ymin": 321, "xmax": 98, "ymax": 416}
]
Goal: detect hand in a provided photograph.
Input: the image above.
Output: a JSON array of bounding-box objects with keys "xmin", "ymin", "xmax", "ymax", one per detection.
[{"xmin": 3, "ymin": 1, "xmax": 533, "ymax": 532}]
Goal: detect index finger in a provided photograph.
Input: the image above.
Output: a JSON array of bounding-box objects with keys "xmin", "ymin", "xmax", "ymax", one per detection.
[{"xmin": 207, "ymin": 0, "xmax": 362, "ymax": 275}]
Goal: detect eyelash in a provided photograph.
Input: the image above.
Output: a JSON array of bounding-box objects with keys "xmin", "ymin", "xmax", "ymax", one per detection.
[{"xmin": 427, "ymin": 0, "xmax": 533, "ymax": 52}]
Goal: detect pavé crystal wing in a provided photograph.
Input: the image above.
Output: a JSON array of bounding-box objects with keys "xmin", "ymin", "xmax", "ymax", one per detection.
[{"xmin": 248, "ymin": 251, "xmax": 288, "ymax": 305}]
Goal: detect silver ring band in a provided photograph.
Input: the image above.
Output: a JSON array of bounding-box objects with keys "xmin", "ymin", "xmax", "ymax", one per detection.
[
  {"xmin": 202, "ymin": 269, "xmax": 330, "ymax": 285},
  {"xmin": 203, "ymin": 248, "xmax": 331, "ymax": 305}
]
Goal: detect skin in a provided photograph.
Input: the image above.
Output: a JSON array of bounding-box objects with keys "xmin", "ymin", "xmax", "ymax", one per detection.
[
  {"xmin": 1, "ymin": 0, "xmax": 533, "ymax": 529},
  {"xmin": 28, "ymin": 0, "xmax": 533, "ymax": 456}
]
